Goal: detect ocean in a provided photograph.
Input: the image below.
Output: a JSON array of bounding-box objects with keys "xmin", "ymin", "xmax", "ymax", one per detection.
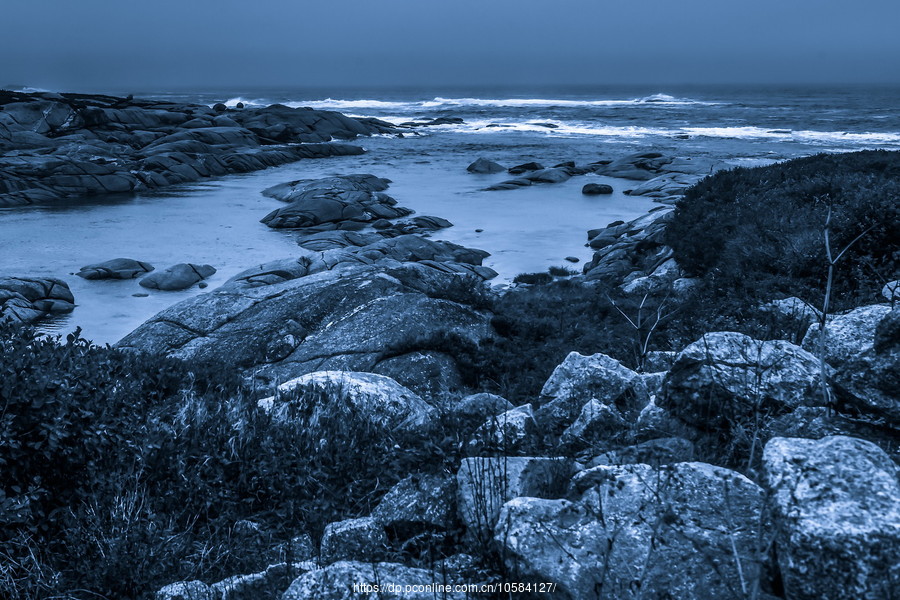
[
  {"xmin": 152, "ymin": 85, "xmax": 900, "ymax": 161},
  {"xmin": 3, "ymin": 85, "xmax": 899, "ymax": 343}
]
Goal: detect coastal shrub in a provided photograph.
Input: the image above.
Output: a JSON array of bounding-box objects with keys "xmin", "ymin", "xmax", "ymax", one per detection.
[
  {"xmin": 547, "ymin": 265, "xmax": 578, "ymax": 277},
  {"xmin": 0, "ymin": 324, "xmax": 461, "ymax": 599},
  {"xmin": 666, "ymin": 150, "xmax": 900, "ymax": 309},
  {"xmin": 465, "ymin": 278, "xmax": 816, "ymax": 403},
  {"xmin": 512, "ymin": 271, "xmax": 553, "ymax": 285}
]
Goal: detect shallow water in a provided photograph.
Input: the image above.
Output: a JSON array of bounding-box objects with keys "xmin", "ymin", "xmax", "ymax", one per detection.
[{"xmin": 0, "ymin": 132, "xmax": 658, "ymax": 344}]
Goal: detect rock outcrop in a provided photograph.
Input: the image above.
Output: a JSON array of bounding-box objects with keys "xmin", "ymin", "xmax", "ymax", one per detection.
[
  {"xmin": 0, "ymin": 90, "xmax": 393, "ymax": 208},
  {"xmin": 260, "ymin": 174, "xmax": 414, "ymax": 231},
  {"xmin": 581, "ymin": 152, "xmax": 725, "ymax": 285},
  {"xmin": 118, "ymin": 257, "xmax": 495, "ymax": 393}
]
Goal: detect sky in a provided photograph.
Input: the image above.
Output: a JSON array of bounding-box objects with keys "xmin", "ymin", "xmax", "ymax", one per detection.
[{"xmin": 2, "ymin": 0, "xmax": 900, "ymax": 93}]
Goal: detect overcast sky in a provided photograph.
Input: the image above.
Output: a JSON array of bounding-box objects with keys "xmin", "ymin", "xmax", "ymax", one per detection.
[{"xmin": 3, "ymin": 0, "xmax": 899, "ymax": 92}]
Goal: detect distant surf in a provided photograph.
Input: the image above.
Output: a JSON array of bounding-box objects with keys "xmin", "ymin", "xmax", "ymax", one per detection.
[
  {"xmin": 206, "ymin": 88, "xmax": 900, "ymax": 152},
  {"xmin": 222, "ymin": 93, "xmax": 720, "ymax": 111}
]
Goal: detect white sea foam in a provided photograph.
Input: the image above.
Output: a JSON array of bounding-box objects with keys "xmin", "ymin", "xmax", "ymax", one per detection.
[
  {"xmin": 217, "ymin": 94, "xmax": 720, "ymax": 112},
  {"xmin": 213, "ymin": 95, "xmax": 900, "ymax": 148},
  {"xmin": 284, "ymin": 98, "xmax": 415, "ymax": 110},
  {"xmin": 222, "ymin": 97, "xmax": 269, "ymax": 108},
  {"xmin": 419, "ymin": 95, "xmax": 719, "ymax": 108},
  {"xmin": 682, "ymin": 126, "xmax": 900, "ymax": 144},
  {"xmin": 398, "ymin": 118, "xmax": 900, "ymax": 146}
]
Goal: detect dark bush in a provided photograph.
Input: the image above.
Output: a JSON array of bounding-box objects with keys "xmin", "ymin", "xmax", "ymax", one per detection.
[
  {"xmin": 666, "ymin": 150, "xmax": 900, "ymax": 310},
  {"xmin": 0, "ymin": 324, "xmax": 457, "ymax": 599},
  {"xmin": 512, "ymin": 272, "xmax": 553, "ymax": 285}
]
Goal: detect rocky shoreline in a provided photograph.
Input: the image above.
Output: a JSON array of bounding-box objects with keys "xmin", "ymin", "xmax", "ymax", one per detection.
[
  {"xmin": 0, "ymin": 90, "xmax": 395, "ymax": 208},
  {"xmin": 1, "ymin": 93, "xmax": 898, "ymax": 600}
]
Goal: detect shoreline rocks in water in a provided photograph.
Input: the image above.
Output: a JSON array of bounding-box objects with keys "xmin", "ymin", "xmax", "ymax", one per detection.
[
  {"xmin": 466, "ymin": 157, "xmax": 505, "ymax": 174},
  {"xmin": 0, "ymin": 89, "xmax": 395, "ymax": 208},
  {"xmin": 139, "ymin": 263, "xmax": 216, "ymax": 291},
  {"xmin": 76, "ymin": 258, "xmax": 154, "ymax": 280},
  {"xmin": 0, "ymin": 276, "xmax": 75, "ymax": 324},
  {"xmin": 260, "ymin": 173, "xmax": 413, "ymax": 231}
]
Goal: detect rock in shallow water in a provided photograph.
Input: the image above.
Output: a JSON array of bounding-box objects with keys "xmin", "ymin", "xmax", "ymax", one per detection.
[
  {"xmin": 466, "ymin": 157, "xmax": 504, "ymax": 174},
  {"xmin": 0, "ymin": 276, "xmax": 75, "ymax": 324},
  {"xmin": 77, "ymin": 258, "xmax": 154, "ymax": 280},
  {"xmin": 139, "ymin": 263, "xmax": 216, "ymax": 290},
  {"xmin": 582, "ymin": 182, "xmax": 613, "ymax": 195}
]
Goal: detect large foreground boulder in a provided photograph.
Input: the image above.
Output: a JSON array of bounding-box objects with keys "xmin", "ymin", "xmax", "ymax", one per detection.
[
  {"xmin": 371, "ymin": 473, "xmax": 457, "ymax": 541},
  {"xmin": 801, "ymin": 304, "xmax": 892, "ymax": 367},
  {"xmin": 497, "ymin": 462, "xmax": 764, "ymax": 600},
  {"xmin": 536, "ymin": 351, "xmax": 644, "ymax": 433},
  {"xmin": 258, "ymin": 371, "xmax": 435, "ymax": 431},
  {"xmin": 829, "ymin": 306, "xmax": 900, "ymax": 426},
  {"xmin": 319, "ymin": 517, "xmax": 389, "ymax": 564},
  {"xmin": 456, "ymin": 457, "xmax": 573, "ymax": 543},
  {"xmin": 660, "ymin": 332, "xmax": 825, "ymax": 429},
  {"xmin": 763, "ymin": 436, "xmax": 900, "ymax": 600}
]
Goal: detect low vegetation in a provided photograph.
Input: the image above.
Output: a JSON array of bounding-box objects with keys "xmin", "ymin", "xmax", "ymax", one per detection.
[
  {"xmin": 0, "ymin": 325, "xmax": 459, "ymax": 598},
  {"xmin": 665, "ymin": 150, "xmax": 899, "ymax": 310}
]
